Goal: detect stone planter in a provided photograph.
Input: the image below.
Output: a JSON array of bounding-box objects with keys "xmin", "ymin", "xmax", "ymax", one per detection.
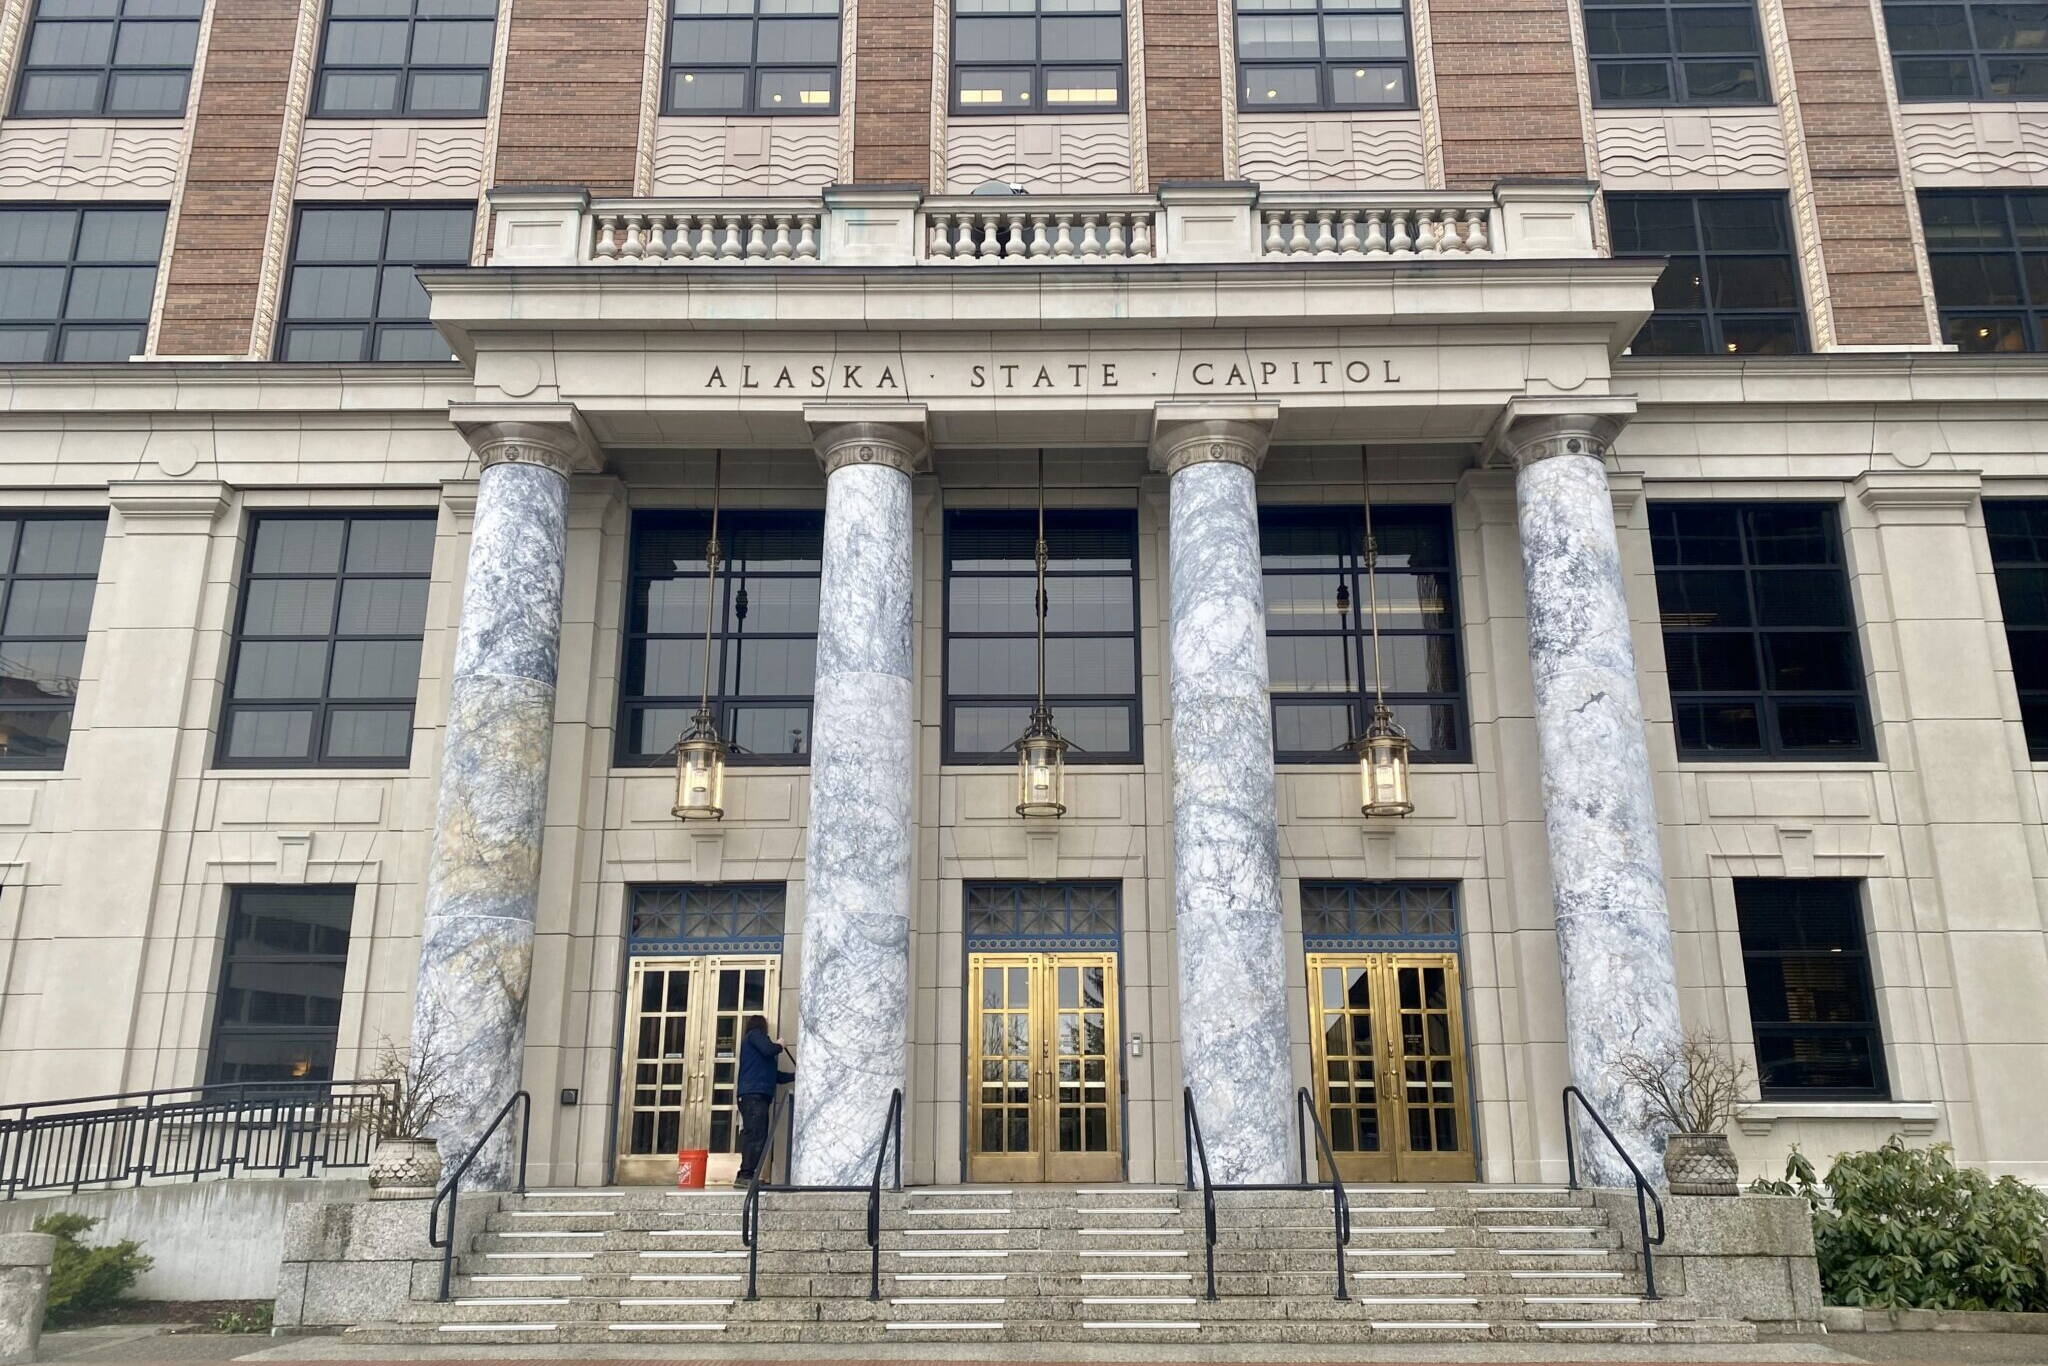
[
  {"xmin": 1665, "ymin": 1131, "xmax": 1740, "ymax": 1196},
  {"xmin": 367, "ymin": 1137, "xmax": 444, "ymax": 1200}
]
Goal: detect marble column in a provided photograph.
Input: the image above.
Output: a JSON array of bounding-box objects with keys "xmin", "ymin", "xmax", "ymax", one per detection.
[
  {"xmin": 413, "ymin": 416, "xmax": 588, "ymax": 1189},
  {"xmin": 1152, "ymin": 408, "xmax": 1295, "ymax": 1185},
  {"xmin": 792, "ymin": 409, "xmax": 925, "ymax": 1186},
  {"xmin": 1504, "ymin": 407, "xmax": 1683, "ymax": 1187}
]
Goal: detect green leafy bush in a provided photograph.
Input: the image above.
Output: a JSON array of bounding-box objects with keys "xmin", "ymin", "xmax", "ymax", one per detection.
[
  {"xmin": 1751, "ymin": 1139, "xmax": 2048, "ymax": 1312},
  {"xmin": 31, "ymin": 1213, "xmax": 152, "ymax": 1328}
]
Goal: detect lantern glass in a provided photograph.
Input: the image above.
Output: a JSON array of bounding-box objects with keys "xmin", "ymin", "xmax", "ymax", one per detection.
[
  {"xmin": 673, "ymin": 733, "xmax": 727, "ymax": 820},
  {"xmin": 1357, "ymin": 719, "xmax": 1413, "ymax": 818},
  {"xmin": 1015, "ymin": 731, "xmax": 1068, "ymax": 817}
]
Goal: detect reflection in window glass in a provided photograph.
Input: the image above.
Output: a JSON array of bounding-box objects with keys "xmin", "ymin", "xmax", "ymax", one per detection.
[
  {"xmin": 1985, "ymin": 500, "xmax": 2048, "ymax": 754},
  {"xmin": 277, "ymin": 204, "xmax": 471, "ymax": 363},
  {"xmin": 1609, "ymin": 193, "xmax": 1806, "ymax": 355},
  {"xmin": 11, "ymin": 0, "xmax": 200, "ymax": 116},
  {"xmin": 1920, "ymin": 190, "xmax": 2048, "ymax": 353},
  {"xmin": 0, "ymin": 205, "xmax": 164, "ymax": 364},
  {"xmin": 206, "ymin": 887, "xmax": 354, "ymax": 1084},
  {"xmin": 1236, "ymin": 0, "xmax": 1413, "ymax": 109},
  {"xmin": 666, "ymin": 0, "xmax": 840, "ymax": 112},
  {"xmin": 1734, "ymin": 880, "xmax": 1887, "ymax": 1098},
  {"xmin": 0, "ymin": 514, "xmax": 104, "ymax": 769},
  {"xmin": 312, "ymin": 0, "xmax": 496, "ymax": 115},
  {"xmin": 1884, "ymin": 0, "xmax": 2048, "ymax": 98},
  {"xmin": 1584, "ymin": 0, "xmax": 1768, "ymax": 105},
  {"xmin": 953, "ymin": 0, "xmax": 1123, "ymax": 111}
]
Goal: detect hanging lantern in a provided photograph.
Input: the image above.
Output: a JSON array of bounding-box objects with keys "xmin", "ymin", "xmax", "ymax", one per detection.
[
  {"xmin": 1356, "ymin": 703, "xmax": 1413, "ymax": 818},
  {"xmin": 673, "ymin": 707, "xmax": 728, "ymax": 820},
  {"xmin": 1015, "ymin": 706, "xmax": 1069, "ymax": 817}
]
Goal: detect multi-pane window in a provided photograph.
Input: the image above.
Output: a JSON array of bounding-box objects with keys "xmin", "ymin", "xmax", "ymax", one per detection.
[
  {"xmin": 276, "ymin": 205, "xmax": 470, "ymax": 363},
  {"xmin": 207, "ymin": 887, "xmax": 354, "ymax": 1085},
  {"xmin": 1651, "ymin": 502, "xmax": 1873, "ymax": 759},
  {"xmin": 944, "ymin": 509, "xmax": 1141, "ymax": 764},
  {"xmin": 218, "ymin": 513, "xmax": 435, "ymax": 767},
  {"xmin": 1920, "ymin": 191, "xmax": 2048, "ymax": 353},
  {"xmin": 1734, "ymin": 880, "xmax": 1888, "ymax": 1098},
  {"xmin": 10, "ymin": 0, "xmax": 201, "ymax": 117},
  {"xmin": 1609, "ymin": 194, "xmax": 1805, "ymax": 355},
  {"xmin": 620, "ymin": 510, "xmax": 823, "ymax": 765},
  {"xmin": 953, "ymin": 0, "xmax": 1124, "ymax": 113},
  {"xmin": 311, "ymin": 0, "xmax": 496, "ymax": 116},
  {"xmin": 664, "ymin": 0, "xmax": 840, "ymax": 114},
  {"xmin": 1261, "ymin": 504, "xmax": 1467, "ymax": 764},
  {"xmin": 0, "ymin": 206, "xmax": 164, "ymax": 364},
  {"xmin": 1584, "ymin": 0, "xmax": 1768, "ymax": 105},
  {"xmin": 1883, "ymin": 0, "xmax": 2048, "ymax": 100},
  {"xmin": 629, "ymin": 884, "xmax": 786, "ymax": 952},
  {"xmin": 0, "ymin": 515, "xmax": 103, "ymax": 770},
  {"xmin": 1985, "ymin": 500, "xmax": 2048, "ymax": 754},
  {"xmin": 1235, "ymin": 0, "xmax": 1412, "ymax": 110}
]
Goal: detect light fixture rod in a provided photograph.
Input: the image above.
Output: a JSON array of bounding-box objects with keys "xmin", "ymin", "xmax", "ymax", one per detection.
[
  {"xmin": 1362, "ymin": 446, "xmax": 1387, "ymax": 714},
  {"xmin": 697, "ymin": 450, "xmax": 723, "ymax": 723},
  {"xmin": 1034, "ymin": 448, "xmax": 1049, "ymax": 716}
]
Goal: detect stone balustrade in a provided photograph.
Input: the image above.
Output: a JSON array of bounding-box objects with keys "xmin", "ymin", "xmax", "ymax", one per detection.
[
  {"xmin": 1257, "ymin": 195, "xmax": 1496, "ymax": 258},
  {"xmin": 589, "ymin": 203, "xmax": 823, "ymax": 264},
  {"xmin": 921, "ymin": 197, "xmax": 1160, "ymax": 262}
]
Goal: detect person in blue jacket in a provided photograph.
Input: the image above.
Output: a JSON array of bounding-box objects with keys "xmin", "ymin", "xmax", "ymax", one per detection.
[{"xmin": 735, "ymin": 1014, "xmax": 793, "ymax": 1184}]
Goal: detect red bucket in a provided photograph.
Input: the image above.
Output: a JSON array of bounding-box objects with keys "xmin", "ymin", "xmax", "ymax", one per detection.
[{"xmin": 675, "ymin": 1148, "xmax": 710, "ymax": 1189}]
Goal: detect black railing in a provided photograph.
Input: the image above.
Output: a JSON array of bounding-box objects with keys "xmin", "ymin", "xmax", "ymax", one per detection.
[
  {"xmin": 1292, "ymin": 1087, "xmax": 1351, "ymax": 1300},
  {"xmin": 1182, "ymin": 1086, "xmax": 1353, "ymax": 1301},
  {"xmin": 1561, "ymin": 1085, "xmax": 1664, "ymax": 1301},
  {"xmin": 742, "ymin": 1089, "xmax": 902, "ymax": 1304},
  {"xmin": 429, "ymin": 1090, "xmax": 532, "ymax": 1302},
  {"xmin": 1179, "ymin": 1089, "xmax": 1220, "ymax": 1301},
  {"xmin": 0, "ymin": 1080, "xmax": 396, "ymax": 1200}
]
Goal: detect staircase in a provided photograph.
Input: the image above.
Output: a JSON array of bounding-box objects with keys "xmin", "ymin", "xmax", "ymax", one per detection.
[{"xmin": 346, "ymin": 1183, "xmax": 1755, "ymax": 1345}]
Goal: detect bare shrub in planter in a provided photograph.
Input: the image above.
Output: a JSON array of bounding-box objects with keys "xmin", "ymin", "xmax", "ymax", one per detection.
[{"xmin": 1614, "ymin": 1033, "xmax": 1749, "ymax": 1195}]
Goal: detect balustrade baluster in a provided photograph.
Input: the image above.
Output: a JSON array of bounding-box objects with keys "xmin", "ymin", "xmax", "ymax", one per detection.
[
  {"xmin": 693, "ymin": 216, "xmax": 720, "ymax": 261},
  {"xmin": 646, "ymin": 215, "xmax": 674, "ymax": 262},
  {"xmin": 1263, "ymin": 213, "xmax": 1286, "ymax": 256},
  {"xmin": 1389, "ymin": 208, "xmax": 1413, "ymax": 254},
  {"xmin": 593, "ymin": 215, "xmax": 621, "ymax": 262},
  {"xmin": 1131, "ymin": 213, "xmax": 1154, "ymax": 258},
  {"xmin": 1337, "ymin": 209, "xmax": 1362, "ymax": 255},
  {"xmin": 1004, "ymin": 213, "xmax": 1028, "ymax": 259},
  {"xmin": 1079, "ymin": 215, "xmax": 1104, "ymax": 258},
  {"xmin": 1029, "ymin": 214, "xmax": 1052, "ymax": 258},
  {"xmin": 771, "ymin": 215, "xmax": 794, "ymax": 260},
  {"xmin": 1467, "ymin": 208, "xmax": 1491, "ymax": 254},
  {"xmin": 745, "ymin": 215, "xmax": 770, "ymax": 260},
  {"xmin": 956, "ymin": 214, "xmax": 980, "ymax": 260},
  {"xmin": 1417, "ymin": 208, "xmax": 1442, "ymax": 254},
  {"xmin": 716, "ymin": 218, "xmax": 741, "ymax": 261},
  {"xmin": 796, "ymin": 214, "xmax": 820, "ymax": 260},
  {"xmin": 1287, "ymin": 211, "xmax": 1311, "ymax": 255},
  {"xmin": 1314, "ymin": 210, "xmax": 1337, "ymax": 257},
  {"xmin": 1364, "ymin": 209, "xmax": 1388, "ymax": 255},
  {"xmin": 1105, "ymin": 213, "xmax": 1129, "ymax": 258},
  {"xmin": 620, "ymin": 216, "xmax": 646, "ymax": 261},
  {"xmin": 1053, "ymin": 213, "xmax": 1076, "ymax": 258}
]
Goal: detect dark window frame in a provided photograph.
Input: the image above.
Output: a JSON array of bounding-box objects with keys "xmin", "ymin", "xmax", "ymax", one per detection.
[
  {"xmin": 1985, "ymin": 499, "xmax": 2048, "ymax": 755},
  {"xmin": 0, "ymin": 511, "xmax": 105, "ymax": 771},
  {"xmin": 275, "ymin": 202, "xmax": 471, "ymax": 364},
  {"xmin": 1300, "ymin": 880, "xmax": 1459, "ymax": 950},
  {"xmin": 1584, "ymin": 0, "xmax": 1771, "ymax": 107},
  {"xmin": 1234, "ymin": 0, "xmax": 1417, "ymax": 112},
  {"xmin": 628, "ymin": 882, "xmax": 787, "ymax": 952},
  {"xmin": 9, "ymin": 0, "xmax": 201, "ymax": 118},
  {"xmin": 1734, "ymin": 878, "xmax": 1890, "ymax": 1101},
  {"xmin": 205, "ymin": 885, "xmax": 355, "ymax": 1086},
  {"xmin": 309, "ymin": 0, "xmax": 497, "ymax": 118},
  {"xmin": 1261, "ymin": 502, "xmax": 1471, "ymax": 766},
  {"xmin": 215, "ymin": 509, "xmax": 435, "ymax": 770},
  {"xmin": 1883, "ymin": 0, "xmax": 2048, "ymax": 101},
  {"xmin": 0, "ymin": 204, "xmax": 166, "ymax": 365},
  {"xmin": 1921, "ymin": 189, "xmax": 2048, "ymax": 353},
  {"xmin": 616, "ymin": 508, "xmax": 824, "ymax": 769},
  {"xmin": 941, "ymin": 506, "xmax": 1143, "ymax": 767},
  {"xmin": 950, "ymin": 0, "xmax": 1129, "ymax": 117},
  {"xmin": 1651, "ymin": 500, "xmax": 1876, "ymax": 761},
  {"xmin": 660, "ymin": 0, "xmax": 842, "ymax": 116},
  {"xmin": 1609, "ymin": 191, "xmax": 1809, "ymax": 356}
]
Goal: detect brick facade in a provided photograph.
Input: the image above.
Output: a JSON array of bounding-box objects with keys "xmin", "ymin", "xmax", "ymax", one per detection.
[
  {"xmin": 1142, "ymin": 0, "xmax": 1226, "ymax": 182},
  {"xmin": 492, "ymin": 0, "xmax": 645, "ymax": 190},
  {"xmin": 850, "ymin": 0, "xmax": 936, "ymax": 184},
  {"xmin": 1428, "ymin": 0, "xmax": 1590, "ymax": 187}
]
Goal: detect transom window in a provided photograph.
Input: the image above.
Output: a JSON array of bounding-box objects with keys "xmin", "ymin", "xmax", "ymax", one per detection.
[
  {"xmin": 0, "ymin": 514, "xmax": 104, "ymax": 770},
  {"xmin": 1734, "ymin": 880, "xmax": 1888, "ymax": 1099},
  {"xmin": 1584, "ymin": 0, "xmax": 1768, "ymax": 105},
  {"xmin": 1985, "ymin": 500, "xmax": 2048, "ymax": 755},
  {"xmin": 277, "ymin": 204, "xmax": 470, "ymax": 363},
  {"xmin": 1609, "ymin": 193, "xmax": 1805, "ymax": 355},
  {"xmin": 619, "ymin": 510, "xmax": 823, "ymax": 765},
  {"xmin": 1300, "ymin": 881, "xmax": 1458, "ymax": 950},
  {"xmin": 665, "ymin": 0, "xmax": 840, "ymax": 115},
  {"xmin": 1651, "ymin": 502, "xmax": 1873, "ymax": 759},
  {"xmin": 952, "ymin": 0, "xmax": 1125, "ymax": 113},
  {"xmin": 11, "ymin": 0, "xmax": 201, "ymax": 117},
  {"xmin": 311, "ymin": 0, "xmax": 497, "ymax": 116},
  {"xmin": 1920, "ymin": 191, "xmax": 2048, "ymax": 353},
  {"xmin": 943, "ymin": 509, "xmax": 1142, "ymax": 765},
  {"xmin": 1235, "ymin": 0, "xmax": 1412, "ymax": 110},
  {"xmin": 219, "ymin": 513, "xmax": 436, "ymax": 768},
  {"xmin": 1260, "ymin": 503, "xmax": 1467, "ymax": 764},
  {"xmin": 965, "ymin": 882, "xmax": 1121, "ymax": 947},
  {"xmin": 207, "ymin": 887, "xmax": 354, "ymax": 1085},
  {"xmin": 1883, "ymin": 0, "xmax": 2048, "ymax": 100},
  {"xmin": 0, "ymin": 206, "xmax": 165, "ymax": 364},
  {"xmin": 629, "ymin": 884, "xmax": 786, "ymax": 952}
]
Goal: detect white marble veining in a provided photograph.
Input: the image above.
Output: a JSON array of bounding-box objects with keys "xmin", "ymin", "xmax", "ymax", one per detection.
[
  {"xmin": 793, "ymin": 459, "xmax": 916, "ymax": 1185},
  {"xmin": 412, "ymin": 457, "xmax": 569, "ymax": 1189},
  {"xmin": 1515, "ymin": 444, "xmax": 1683, "ymax": 1188},
  {"xmin": 1166, "ymin": 458, "xmax": 1295, "ymax": 1185}
]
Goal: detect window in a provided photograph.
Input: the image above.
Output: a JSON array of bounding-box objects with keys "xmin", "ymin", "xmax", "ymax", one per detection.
[
  {"xmin": 1734, "ymin": 880, "xmax": 1888, "ymax": 1098},
  {"xmin": 10, "ymin": 0, "xmax": 201, "ymax": 116},
  {"xmin": 1609, "ymin": 194, "xmax": 1805, "ymax": 355},
  {"xmin": 0, "ymin": 206, "xmax": 164, "ymax": 363},
  {"xmin": 664, "ymin": 0, "xmax": 839, "ymax": 115},
  {"xmin": 1584, "ymin": 0, "xmax": 1768, "ymax": 105},
  {"xmin": 1300, "ymin": 881, "xmax": 1457, "ymax": 949},
  {"xmin": 620, "ymin": 510, "xmax": 823, "ymax": 765},
  {"xmin": 953, "ymin": 0, "xmax": 1124, "ymax": 113},
  {"xmin": 944, "ymin": 509, "xmax": 1141, "ymax": 764},
  {"xmin": 1985, "ymin": 500, "xmax": 2048, "ymax": 753},
  {"xmin": 1920, "ymin": 191, "xmax": 2048, "ymax": 353},
  {"xmin": 218, "ymin": 513, "xmax": 434, "ymax": 767},
  {"xmin": 1235, "ymin": 0, "xmax": 1413, "ymax": 110},
  {"xmin": 1883, "ymin": 0, "xmax": 2048, "ymax": 100},
  {"xmin": 276, "ymin": 204, "xmax": 470, "ymax": 363},
  {"xmin": 965, "ymin": 882, "xmax": 1121, "ymax": 947},
  {"xmin": 311, "ymin": 0, "xmax": 496, "ymax": 116},
  {"xmin": 0, "ymin": 514, "xmax": 103, "ymax": 769},
  {"xmin": 207, "ymin": 888, "xmax": 352, "ymax": 1084},
  {"xmin": 1651, "ymin": 502, "xmax": 1873, "ymax": 759},
  {"xmin": 1261, "ymin": 503, "xmax": 1467, "ymax": 764},
  {"xmin": 629, "ymin": 884, "xmax": 786, "ymax": 951}
]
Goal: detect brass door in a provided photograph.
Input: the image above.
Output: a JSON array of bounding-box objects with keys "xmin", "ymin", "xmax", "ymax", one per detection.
[
  {"xmin": 1308, "ymin": 952, "xmax": 1475, "ymax": 1183},
  {"xmin": 616, "ymin": 954, "xmax": 781, "ymax": 1184},
  {"xmin": 967, "ymin": 952, "xmax": 1122, "ymax": 1183}
]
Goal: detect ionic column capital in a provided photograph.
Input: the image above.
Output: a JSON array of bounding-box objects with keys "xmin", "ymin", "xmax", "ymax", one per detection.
[
  {"xmin": 1487, "ymin": 396, "xmax": 1636, "ymax": 469},
  {"xmin": 449, "ymin": 402, "xmax": 602, "ymax": 478},
  {"xmin": 805, "ymin": 403, "xmax": 930, "ymax": 476},
  {"xmin": 1148, "ymin": 402, "xmax": 1280, "ymax": 477}
]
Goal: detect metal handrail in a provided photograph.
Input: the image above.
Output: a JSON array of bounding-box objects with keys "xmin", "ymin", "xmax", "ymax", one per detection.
[
  {"xmin": 1561, "ymin": 1085, "xmax": 1665, "ymax": 1301},
  {"xmin": 1292, "ymin": 1087, "xmax": 1351, "ymax": 1301},
  {"xmin": 742, "ymin": 1089, "xmax": 903, "ymax": 1304},
  {"xmin": 428, "ymin": 1090, "xmax": 532, "ymax": 1302},
  {"xmin": 1179, "ymin": 1088, "xmax": 1219, "ymax": 1301},
  {"xmin": 864, "ymin": 1090, "xmax": 904, "ymax": 1301}
]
